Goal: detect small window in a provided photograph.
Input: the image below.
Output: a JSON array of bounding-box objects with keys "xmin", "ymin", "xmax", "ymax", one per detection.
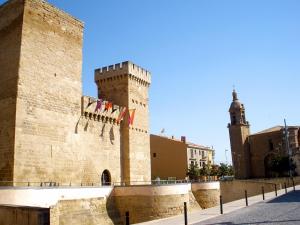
[
  {"xmin": 268, "ymin": 139, "xmax": 274, "ymax": 151},
  {"xmin": 153, "ymin": 153, "xmax": 157, "ymax": 158},
  {"xmin": 232, "ymin": 115, "xmax": 237, "ymax": 125}
]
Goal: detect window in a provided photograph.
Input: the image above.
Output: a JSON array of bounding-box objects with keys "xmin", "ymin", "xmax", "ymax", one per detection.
[
  {"xmin": 268, "ymin": 139, "xmax": 274, "ymax": 151},
  {"xmin": 190, "ymin": 149, "xmax": 194, "ymax": 158},
  {"xmin": 232, "ymin": 115, "xmax": 237, "ymax": 125},
  {"xmin": 202, "ymin": 151, "xmax": 205, "ymax": 158},
  {"xmin": 199, "ymin": 161, "xmax": 202, "ymax": 167},
  {"xmin": 191, "ymin": 161, "xmax": 194, "ymax": 166},
  {"xmin": 153, "ymin": 153, "xmax": 157, "ymax": 158}
]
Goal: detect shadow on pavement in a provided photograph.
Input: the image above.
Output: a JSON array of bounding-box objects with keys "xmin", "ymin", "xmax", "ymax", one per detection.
[
  {"xmin": 204, "ymin": 219, "xmax": 300, "ymax": 225},
  {"xmin": 267, "ymin": 190, "xmax": 300, "ymax": 203}
]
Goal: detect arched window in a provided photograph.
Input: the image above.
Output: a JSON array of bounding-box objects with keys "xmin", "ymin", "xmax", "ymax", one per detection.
[{"xmin": 101, "ymin": 170, "xmax": 111, "ymax": 186}]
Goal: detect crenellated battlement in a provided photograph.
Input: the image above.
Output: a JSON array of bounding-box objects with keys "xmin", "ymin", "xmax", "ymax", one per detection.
[{"xmin": 94, "ymin": 61, "xmax": 151, "ymax": 85}]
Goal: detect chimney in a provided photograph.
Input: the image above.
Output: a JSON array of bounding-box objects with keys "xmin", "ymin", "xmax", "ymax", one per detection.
[{"xmin": 181, "ymin": 136, "xmax": 186, "ymax": 143}]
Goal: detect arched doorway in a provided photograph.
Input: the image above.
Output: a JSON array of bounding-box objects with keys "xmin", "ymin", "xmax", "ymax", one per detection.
[{"xmin": 101, "ymin": 170, "xmax": 111, "ymax": 186}]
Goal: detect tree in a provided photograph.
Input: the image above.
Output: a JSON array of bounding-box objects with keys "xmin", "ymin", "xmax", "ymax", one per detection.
[
  {"xmin": 217, "ymin": 163, "xmax": 233, "ymax": 177},
  {"xmin": 210, "ymin": 164, "xmax": 219, "ymax": 176},
  {"xmin": 199, "ymin": 162, "xmax": 211, "ymax": 176},
  {"xmin": 187, "ymin": 162, "xmax": 200, "ymax": 180},
  {"xmin": 269, "ymin": 155, "xmax": 296, "ymax": 177}
]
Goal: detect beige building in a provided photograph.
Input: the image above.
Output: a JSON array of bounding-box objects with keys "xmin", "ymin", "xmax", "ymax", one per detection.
[
  {"xmin": 0, "ymin": 0, "xmax": 151, "ymax": 186},
  {"xmin": 150, "ymin": 135, "xmax": 214, "ymax": 180},
  {"xmin": 186, "ymin": 140, "xmax": 214, "ymax": 168},
  {"xmin": 228, "ymin": 90, "xmax": 300, "ymax": 179}
]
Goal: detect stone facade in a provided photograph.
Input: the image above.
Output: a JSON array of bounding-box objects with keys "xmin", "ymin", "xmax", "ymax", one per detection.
[
  {"xmin": 95, "ymin": 62, "xmax": 151, "ymax": 184},
  {"xmin": 228, "ymin": 90, "xmax": 300, "ymax": 178},
  {"xmin": 220, "ymin": 177, "xmax": 300, "ymax": 203},
  {"xmin": 0, "ymin": 0, "xmax": 150, "ymax": 186}
]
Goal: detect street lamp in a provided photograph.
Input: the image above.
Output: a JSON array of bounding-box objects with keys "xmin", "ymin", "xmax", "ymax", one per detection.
[
  {"xmin": 225, "ymin": 149, "xmax": 229, "ymax": 165},
  {"xmin": 284, "ymin": 119, "xmax": 292, "ymax": 177}
]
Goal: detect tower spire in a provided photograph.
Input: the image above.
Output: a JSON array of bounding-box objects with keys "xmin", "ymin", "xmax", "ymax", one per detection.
[{"xmin": 232, "ymin": 89, "xmax": 238, "ymax": 101}]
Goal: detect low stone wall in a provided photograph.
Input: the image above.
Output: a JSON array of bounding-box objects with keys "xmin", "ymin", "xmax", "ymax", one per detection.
[
  {"xmin": 191, "ymin": 182, "xmax": 220, "ymax": 209},
  {"xmin": 220, "ymin": 177, "xmax": 300, "ymax": 203},
  {"xmin": 0, "ymin": 183, "xmax": 221, "ymax": 225},
  {"xmin": 50, "ymin": 197, "xmax": 121, "ymax": 225},
  {"xmin": 112, "ymin": 184, "xmax": 199, "ymax": 224},
  {"xmin": 0, "ymin": 186, "xmax": 113, "ymax": 208},
  {"xmin": 0, "ymin": 205, "xmax": 49, "ymax": 225}
]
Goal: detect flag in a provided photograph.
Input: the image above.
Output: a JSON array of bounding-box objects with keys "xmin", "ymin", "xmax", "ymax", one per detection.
[
  {"xmin": 112, "ymin": 104, "xmax": 118, "ymax": 114},
  {"xmin": 104, "ymin": 101, "xmax": 112, "ymax": 111},
  {"xmin": 94, "ymin": 99, "xmax": 103, "ymax": 113},
  {"xmin": 128, "ymin": 109, "xmax": 136, "ymax": 126},
  {"xmin": 116, "ymin": 107, "xmax": 127, "ymax": 123}
]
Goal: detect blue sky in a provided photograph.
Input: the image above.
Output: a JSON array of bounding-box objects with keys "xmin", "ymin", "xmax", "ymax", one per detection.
[{"xmin": 2, "ymin": 0, "xmax": 300, "ymax": 164}]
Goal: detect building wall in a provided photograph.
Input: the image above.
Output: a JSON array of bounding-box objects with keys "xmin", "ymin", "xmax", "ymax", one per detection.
[
  {"xmin": 249, "ymin": 127, "xmax": 300, "ymax": 178},
  {"xmin": 0, "ymin": 0, "xmax": 123, "ymax": 185},
  {"xmin": 95, "ymin": 62, "xmax": 151, "ymax": 184},
  {"xmin": 187, "ymin": 146, "xmax": 214, "ymax": 168},
  {"xmin": 150, "ymin": 135, "xmax": 187, "ymax": 180},
  {"xmin": 0, "ymin": 0, "xmax": 24, "ymax": 183},
  {"xmin": 228, "ymin": 124, "xmax": 250, "ymax": 179},
  {"xmin": 249, "ymin": 131, "xmax": 283, "ymax": 178}
]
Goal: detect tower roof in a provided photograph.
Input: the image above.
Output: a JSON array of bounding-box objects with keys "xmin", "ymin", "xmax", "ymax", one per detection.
[{"xmin": 229, "ymin": 89, "xmax": 242, "ymax": 112}]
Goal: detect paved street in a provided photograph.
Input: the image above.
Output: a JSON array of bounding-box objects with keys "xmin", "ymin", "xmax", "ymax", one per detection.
[
  {"xmin": 196, "ymin": 190, "xmax": 300, "ymax": 225},
  {"xmin": 136, "ymin": 186, "xmax": 300, "ymax": 225}
]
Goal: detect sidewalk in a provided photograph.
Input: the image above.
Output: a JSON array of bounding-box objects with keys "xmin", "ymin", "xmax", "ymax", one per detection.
[{"xmin": 135, "ymin": 185, "xmax": 299, "ymax": 225}]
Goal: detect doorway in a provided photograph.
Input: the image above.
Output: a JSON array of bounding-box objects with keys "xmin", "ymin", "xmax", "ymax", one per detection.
[{"xmin": 101, "ymin": 170, "xmax": 111, "ymax": 186}]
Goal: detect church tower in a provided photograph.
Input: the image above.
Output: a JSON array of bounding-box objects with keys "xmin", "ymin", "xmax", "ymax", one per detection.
[
  {"xmin": 228, "ymin": 90, "xmax": 251, "ymax": 179},
  {"xmin": 95, "ymin": 61, "xmax": 151, "ymax": 184}
]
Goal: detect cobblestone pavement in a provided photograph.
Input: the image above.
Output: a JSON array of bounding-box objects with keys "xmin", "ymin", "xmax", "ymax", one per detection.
[{"xmin": 195, "ymin": 190, "xmax": 300, "ymax": 225}]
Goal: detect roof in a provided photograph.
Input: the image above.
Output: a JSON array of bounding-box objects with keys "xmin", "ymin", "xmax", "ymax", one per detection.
[
  {"xmin": 250, "ymin": 125, "xmax": 300, "ymax": 136},
  {"xmin": 150, "ymin": 134, "xmax": 213, "ymax": 150},
  {"xmin": 186, "ymin": 142, "xmax": 213, "ymax": 151},
  {"xmin": 150, "ymin": 134, "xmax": 185, "ymax": 144}
]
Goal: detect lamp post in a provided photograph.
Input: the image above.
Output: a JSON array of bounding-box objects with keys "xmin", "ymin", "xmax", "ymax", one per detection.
[
  {"xmin": 284, "ymin": 119, "xmax": 292, "ymax": 178},
  {"xmin": 225, "ymin": 149, "xmax": 229, "ymax": 165}
]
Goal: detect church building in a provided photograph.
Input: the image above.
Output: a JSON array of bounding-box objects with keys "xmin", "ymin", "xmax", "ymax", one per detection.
[{"xmin": 228, "ymin": 90, "xmax": 300, "ymax": 179}]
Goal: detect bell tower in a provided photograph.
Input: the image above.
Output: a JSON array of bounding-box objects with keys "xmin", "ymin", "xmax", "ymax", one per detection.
[
  {"xmin": 228, "ymin": 90, "xmax": 251, "ymax": 179},
  {"xmin": 95, "ymin": 61, "xmax": 151, "ymax": 184}
]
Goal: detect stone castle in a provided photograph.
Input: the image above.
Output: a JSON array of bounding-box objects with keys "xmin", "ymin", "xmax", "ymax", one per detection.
[
  {"xmin": 228, "ymin": 90, "xmax": 300, "ymax": 179},
  {"xmin": 0, "ymin": 0, "xmax": 151, "ymax": 186}
]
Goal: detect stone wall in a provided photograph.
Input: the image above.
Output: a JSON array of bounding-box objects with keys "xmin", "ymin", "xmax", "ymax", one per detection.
[
  {"xmin": 0, "ymin": 0, "xmax": 24, "ymax": 183},
  {"xmin": 191, "ymin": 182, "xmax": 220, "ymax": 209},
  {"xmin": 95, "ymin": 61, "xmax": 152, "ymax": 184},
  {"xmin": 50, "ymin": 197, "xmax": 121, "ymax": 225},
  {"xmin": 220, "ymin": 177, "xmax": 300, "ymax": 203},
  {"xmin": 112, "ymin": 184, "xmax": 199, "ymax": 224},
  {"xmin": 0, "ymin": 183, "xmax": 221, "ymax": 225},
  {"xmin": 0, "ymin": 0, "xmax": 123, "ymax": 186}
]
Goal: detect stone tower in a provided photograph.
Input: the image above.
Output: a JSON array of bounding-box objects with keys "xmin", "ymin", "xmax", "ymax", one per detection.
[
  {"xmin": 95, "ymin": 62, "xmax": 151, "ymax": 184},
  {"xmin": 228, "ymin": 90, "xmax": 251, "ymax": 179},
  {"xmin": 0, "ymin": 0, "xmax": 83, "ymax": 185}
]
